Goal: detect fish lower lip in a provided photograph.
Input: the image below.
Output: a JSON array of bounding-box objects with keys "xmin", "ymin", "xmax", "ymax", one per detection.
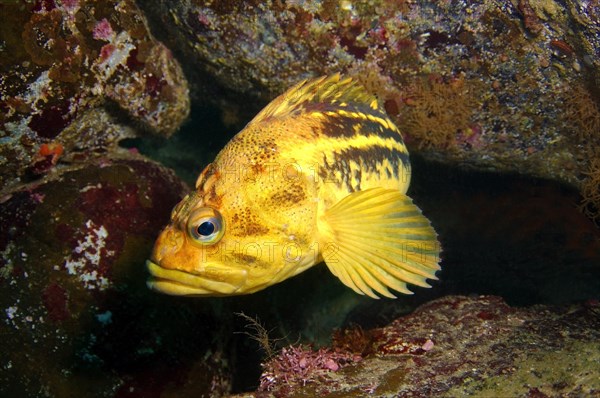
[{"xmin": 146, "ymin": 260, "xmax": 247, "ymax": 296}]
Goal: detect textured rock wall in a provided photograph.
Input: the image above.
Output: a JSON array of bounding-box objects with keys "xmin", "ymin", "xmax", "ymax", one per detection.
[
  {"xmin": 139, "ymin": 0, "xmax": 600, "ymax": 193},
  {"xmin": 1, "ymin": 0, "xmax": 190, "ymax": 193}
]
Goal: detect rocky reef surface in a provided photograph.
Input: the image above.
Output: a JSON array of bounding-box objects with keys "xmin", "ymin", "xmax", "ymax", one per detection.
[
  {"xmin": 140, "ymin": 0, "xmax": 600, "ymax": 197},
  {"xmin": 1, "ymin": 0, "xmax": 190, "ymax": 193},
  {"xmin": 0, "ymin": 154, "xmax": 233, "ymax": 396},
  {"xmin": 1, "ymin": 1, "xmax": 599, "ymax": 397},
  {"xmin": 235, "ymin": 295, "xmax": 600, "ymax": 397}
]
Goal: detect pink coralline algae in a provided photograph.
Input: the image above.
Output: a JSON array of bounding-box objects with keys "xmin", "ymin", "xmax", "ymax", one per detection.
[
  {"xmin": 259, "ymin": 345, "xmax": 361, "ymax": 392},
  {"xmin": 246, "ymin": 295, "xmax": 600, "ymax": 397},
  {"xmin": 93, "ymin": 18, "xmax": 114, "ymax": 41},
  {"xmin": 60, "ymin": 0, "xmax": 80, "ymax": 12},
  {"xmin": 99, "ymin": 43, "xmax": 116, "ymax": 61}
]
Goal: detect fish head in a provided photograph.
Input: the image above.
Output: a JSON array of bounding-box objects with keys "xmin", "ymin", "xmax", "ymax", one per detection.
[{"xmin": 147, "ymin": 161, "xmax": 320, "ymax": 296}]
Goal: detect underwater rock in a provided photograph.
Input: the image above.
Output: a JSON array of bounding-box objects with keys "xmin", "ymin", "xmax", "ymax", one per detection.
[
  {"xmin": 0, "ymin": 0, "xmax": 190, "ymax": 193},
  {"xmin": 244, "ymin": 295, "xmax": 600, "ymax": 397},
  {"xmin": 0, "ymin": 155, "xmax": 231, "ymax": 397},
  {"xmin": 139, "ymin": 0, "xmax": 600, "ymax": 192}
]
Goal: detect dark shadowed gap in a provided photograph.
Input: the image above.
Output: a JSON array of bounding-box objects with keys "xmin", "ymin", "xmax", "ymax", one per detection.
[{"xmin": 120, "ymin": 104, "xmax": 238, "ymax": 186}]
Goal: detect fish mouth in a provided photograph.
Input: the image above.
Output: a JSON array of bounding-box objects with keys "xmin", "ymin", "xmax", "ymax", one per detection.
[{"xmin": 146, "ymin": 260, "xmax": 247, "ymax": 296}]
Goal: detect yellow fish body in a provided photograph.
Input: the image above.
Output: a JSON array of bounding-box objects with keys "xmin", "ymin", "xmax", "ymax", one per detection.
[{"xmin": 147, "ymin": 75, "xmax": 441, "ymax": 298}]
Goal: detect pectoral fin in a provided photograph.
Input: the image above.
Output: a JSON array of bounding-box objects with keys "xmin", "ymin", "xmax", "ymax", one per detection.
[{"xmin": 320, "ymin": 188, "xmax": 441, "ymax": 299}]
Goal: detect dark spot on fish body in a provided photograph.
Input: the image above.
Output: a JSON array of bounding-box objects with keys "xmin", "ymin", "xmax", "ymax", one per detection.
[
  {"xmin": 353, "ymin": 168, "xmax": 362, "ymax": 188},
  {"xmin": 233, "ymin": 252, "xmax": 260, "ymax": 265},
  {"xmin": 202, "ymin": 181, "xmax": 222, "ymax": 209},
  {"xmin": 251, "ymin": 163, "xmax": 265, "ymax": 174},
  {"xmin": 253, "ymin": 137, "xmax": 279, "ymax": 160},
  {"xmin": 269, "ymin": 183, "xmax": 307, "ymax": 207},
  {"xmin": 224, "ymin": 129, "xmax": 280, "ymax": 168},
  {"xmin": 229, "ymin": 208, "xmax": 270, "ymax": 237},
  {"xmin": 241, "ymin": 222, "xmax": 270, "ymax": 237}
]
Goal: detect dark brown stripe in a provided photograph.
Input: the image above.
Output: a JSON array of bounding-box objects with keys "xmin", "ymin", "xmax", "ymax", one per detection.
[
  {"xmin": 319, "ymin": 145, "xmax": 410, "ymax": 192},
  {"xmin": 304, "ymin": 102, "xmax": 404, "ymax": 142}
]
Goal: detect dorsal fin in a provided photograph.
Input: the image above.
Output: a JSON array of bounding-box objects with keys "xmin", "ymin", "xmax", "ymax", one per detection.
[{"xmin": 247, "ymin": 74, "xmax": 379, "ymax": 126}]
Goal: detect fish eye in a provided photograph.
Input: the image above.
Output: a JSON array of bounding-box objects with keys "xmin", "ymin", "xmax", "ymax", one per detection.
[
  {"xmin": 186, "ymin": 207, "xmax": 225, "ymax": 245},
  {"xmin": 197, "ymin": 221, "xmax": 215, "ymax": 236}
]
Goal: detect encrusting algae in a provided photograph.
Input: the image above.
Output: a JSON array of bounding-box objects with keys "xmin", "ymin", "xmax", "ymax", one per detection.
[
  {"xmin": 147, "ymin": 75, "xmax": 441, "ymax": 298},
  {"xmin": 561, "ymin": 83, "xmax": 600, "ymax": 225},
  {"xmin": 398, "ymin": 75, "xmax": 481, "ymax": 150},
  {"xmin": 563, "ymin": 84, "xmax": 600, "ymax": 143},
  {"xmin": 580, "ymin": 155, "xmax": 600, "ymax": 225}
]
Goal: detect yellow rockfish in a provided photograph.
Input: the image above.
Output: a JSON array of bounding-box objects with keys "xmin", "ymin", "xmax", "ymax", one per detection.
[{"xmin": 147, "ymin": 75, "xmax": 441, "ymax": 298}]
